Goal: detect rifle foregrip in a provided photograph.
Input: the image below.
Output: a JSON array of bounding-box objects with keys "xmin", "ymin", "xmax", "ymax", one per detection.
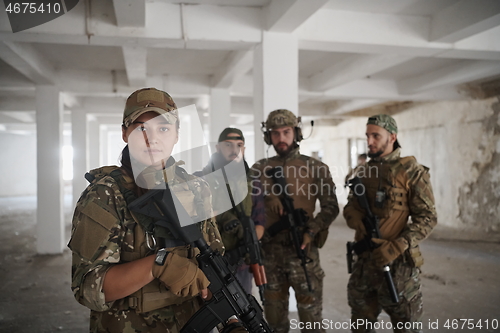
[
  {"xmin": 251, "ymin": 264, "xmax": 267, "ymax": 304},
  {"xmin": 251, "ymin": 264, "xmax": 267, "ymax": 287},
  {"xmin": 259, "ymin": 265, "xmax": 267, "ymax": 285},
  {"xmin": 383, "ymin": 266, "xmax": 399, "ymax": 304}
]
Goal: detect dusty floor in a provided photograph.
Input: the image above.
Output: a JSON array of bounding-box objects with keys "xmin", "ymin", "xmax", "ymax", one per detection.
[{"xmin": 0, "ymin": 195, "xmax": 499, "ymax": 333}]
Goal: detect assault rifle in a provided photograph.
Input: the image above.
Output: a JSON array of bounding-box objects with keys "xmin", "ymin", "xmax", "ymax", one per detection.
[
  {"xmin": 129, "ymin": 186, "xmax": 273, "ymax": 333},
  {"xmin": 219, "ymin": 166, "xmax": 267, "ymax": 304},
  {"xmin": 346, "ymin": 176, "xmax": 399, "ymax": 303},
  {"xmin": 224, "ymin": 213, "xmax": 267, "ymax": 303},
  {"xmin": 266, "ymin": 166, "xmax": 313, "ymax": 292}
]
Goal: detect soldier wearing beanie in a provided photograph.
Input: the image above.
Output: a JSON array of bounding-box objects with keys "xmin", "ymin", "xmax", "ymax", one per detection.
[
  {"xmin": 344, "ymin": 114, "xmax": 438, "ymax": 333},
  {"xmin": 68, "ymin": 88, "xmax": 225, "ymax": 333},
  {"xmin": 251, "ymin": 109, "xmax": 339, "ymax": 333}
]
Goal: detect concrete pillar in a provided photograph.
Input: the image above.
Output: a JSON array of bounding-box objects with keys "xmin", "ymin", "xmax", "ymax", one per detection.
[
  {"xmin": 253, "ymin": 32, "xmax": 298, "ymax": 160},
  {"xmin": 87, "ymin": 116, "xmax": 101, "ymax": 170},
  {"xmin": 71, "ymin": 108, "xmax": 88, "ymax": 204},
  {"xmin": 35, "ymin": 85, "xmax": 64, "ymax": 254},
  {"xmin": 100, "ymin": 125, "xmax": 109, "ymax": 166},
  {"xmin": 209, "ymin": 88, "xmax": 231, "ymax": 145}
]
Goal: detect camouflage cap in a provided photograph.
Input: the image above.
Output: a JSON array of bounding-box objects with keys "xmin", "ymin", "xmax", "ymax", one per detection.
[
  {"xmin": 367, "ymin": 114, "xmax": 398, "ymax": 134},
  {"xmin": 218, "ymin": 127, "xmax": 245, "ymax": 142},
  {"xmin": 122, "ymin": 88, "xmax": 178, "ymax": 128},
  {"xmin": 265, "ymin": 109, "xmax": 298, "ymax": 130}
]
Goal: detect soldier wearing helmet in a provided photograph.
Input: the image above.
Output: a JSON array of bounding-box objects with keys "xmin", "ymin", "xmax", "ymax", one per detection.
[
  {"xmin": 344, "ymin": 114, "xmax": 438, "ymax": 333},
  {"xmin": 251, "ymin": 109, "xmax": 339, "ymax": 333}
]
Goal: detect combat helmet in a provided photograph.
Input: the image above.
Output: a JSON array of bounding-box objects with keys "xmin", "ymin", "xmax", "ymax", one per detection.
[{"xmin": 262, "ymin": 109, "xmax": 303, "ymax": 145}]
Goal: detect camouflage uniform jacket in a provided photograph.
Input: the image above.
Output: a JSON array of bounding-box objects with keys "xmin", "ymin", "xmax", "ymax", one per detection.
[
  {"xmin": 251, "ymin": 146, "xmax": 339, "ymax": 240},
  {"xmin": 344, "ymin": 148, "xmax": 437, "ymax": 260},
  {"xmin": 68, "ymin": 162, "xmax": 223, "ymax": 333}
]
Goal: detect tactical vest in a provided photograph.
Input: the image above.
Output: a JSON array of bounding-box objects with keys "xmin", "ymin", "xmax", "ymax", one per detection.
[
  {"xmin": 356, "ymin": 156, "xmax": 424, "ymax": 267},
  {"xmin": 84, "ymin": 165, "xmax": 207, "ymax": 313},
  {"xmin": 256, "ymin": 153, "xmax": 331, "ymax": 248}
]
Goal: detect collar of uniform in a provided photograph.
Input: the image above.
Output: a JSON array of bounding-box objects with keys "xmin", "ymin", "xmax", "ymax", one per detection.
[
  {"xmin": 370, "ymin": 147, "xmax": 401, "ymax": 163},
  {"xmin": 138, "ymin": 158, "xmax": 181, "ymax": 188},
  {"xmin": 276, "ymin": 145, "xmax": 301, "ymax": 161},
  {"xmin": 120, "ymin": 169, "xmax": 136, "ymax": 191}
]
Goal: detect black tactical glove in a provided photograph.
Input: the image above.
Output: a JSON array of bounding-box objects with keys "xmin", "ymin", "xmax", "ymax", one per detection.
[{"xmin": 222, "ymin": 219, "xmax": 244, "ymax": 239}]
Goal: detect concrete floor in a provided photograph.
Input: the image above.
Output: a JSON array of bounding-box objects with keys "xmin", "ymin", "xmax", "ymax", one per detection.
[{"xmin": 0, "ymin": 195, "xmax": 499, "ymax": 333}]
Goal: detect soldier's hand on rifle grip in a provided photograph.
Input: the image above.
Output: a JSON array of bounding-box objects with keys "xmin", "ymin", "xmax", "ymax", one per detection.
[
  {"xmin": 268, "ymin": 195, "xmax": 284, "ymax": 216},
  {"xmin": 301, "ymin": 230, "xmax": 315, "ymax": 250},
  {"xmin": 152, "ymin": 252, "xmax": 210, "ymax": 297},
  {"xmin": 371, "ymin": 238, "xmax": 408, "ymax": 267}
]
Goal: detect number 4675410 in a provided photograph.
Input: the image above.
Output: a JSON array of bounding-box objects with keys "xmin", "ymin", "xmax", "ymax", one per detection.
[
  {"xmin": 444, "ymin": 319, "xmax": 498, "ymax": 330},
  {"xmin": 5, "ymin": 2, "xmax": 61, "ymax": 14}
]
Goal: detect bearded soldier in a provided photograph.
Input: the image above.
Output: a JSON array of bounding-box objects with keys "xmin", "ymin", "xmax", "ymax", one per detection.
[
  {"xmin": 194, "ymin": 127, "xmax": 266, "ymax": 295},
  {"xmin": 344, "ymin": 114, "xmax": 438, "ymax": 333},
  {"xmin": 251, "ymin": 109, "xmax": 339, "ymax": 333}
]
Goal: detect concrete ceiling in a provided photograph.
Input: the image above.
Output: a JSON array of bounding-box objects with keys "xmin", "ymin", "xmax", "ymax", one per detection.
[{"xmin": 0, "ymin": 0, "xmax": 499, "ymax": 129}]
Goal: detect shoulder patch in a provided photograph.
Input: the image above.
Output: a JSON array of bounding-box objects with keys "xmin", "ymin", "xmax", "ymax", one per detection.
[
  {"xmin": 80, "ymin": 199, "xmax": 118, "ymax": 231},
  {"xmin": 399, "ymin": 156, "xmax": 425, "ymax": 173},
  {"xmin": 400, "ymin": 156, "xmax": 417, "ymax": 167}
]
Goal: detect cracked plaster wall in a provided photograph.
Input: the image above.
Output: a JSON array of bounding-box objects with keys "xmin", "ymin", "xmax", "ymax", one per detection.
[
  {"xmin": 301, "ymin": 97, "xmax": 500, "ymax": 239},
  {"xmin": 395, "ymin": 97, "xmax": 500, "ymax": 236}
]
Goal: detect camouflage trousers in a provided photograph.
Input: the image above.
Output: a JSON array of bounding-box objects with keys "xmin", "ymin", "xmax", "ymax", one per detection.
[
  {"xmin": 262, "ymin": 239, "xmax": 325, "ymax": 333},
  {"xmin": 347, "ymin": 254, "xmax": 423, "ymax": 333}
]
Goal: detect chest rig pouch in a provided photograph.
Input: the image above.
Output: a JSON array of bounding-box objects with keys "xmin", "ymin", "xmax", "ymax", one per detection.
[
  {"xmin": 359, "ymin": 157, "xmax": 424, "ymax": 267},
  {"xmin": 361, "ymin": 160, "xmax": 410, "ymax": 219},
  {"xmin": 103, "ymin": 167, "xmax": 202, "ymax": 313}
]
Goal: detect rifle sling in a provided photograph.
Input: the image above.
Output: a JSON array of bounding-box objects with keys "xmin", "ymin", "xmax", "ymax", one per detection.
[{"xmin": 108, "ymin": 168, "xmax": 190, "ymax": 248}]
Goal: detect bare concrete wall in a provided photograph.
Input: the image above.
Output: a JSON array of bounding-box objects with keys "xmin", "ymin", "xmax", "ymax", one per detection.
[
  {"xmin": 457, "ymin": 101, "xmax": 500, "ymax": 234},
  {"xmin": 0, "ymin": 132, "xmax": 37, "ymax": 197},
  {"xmin": 301, "ymin": 97, "xmax": 500, "ymax": 239},
  {"xmin": 395, "ymin": 97, "xmax": 500, "ymax": 237}
]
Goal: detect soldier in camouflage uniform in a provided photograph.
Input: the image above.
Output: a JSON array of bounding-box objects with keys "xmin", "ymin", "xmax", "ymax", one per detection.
[
  {"xmin": 251, "ymin": 109, "xmax": 339, "ymax": 333},
  {"xmin": 68, "ymin": 88, "xmax": 224, "ymax": 333},
  {"xmin": 344, "ymin": 114, "xmax": 438, "ymax": 333}
]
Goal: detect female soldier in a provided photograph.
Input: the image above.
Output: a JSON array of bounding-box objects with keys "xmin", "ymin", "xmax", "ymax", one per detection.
[{"xmin": 68, "ymin": 88, "xmax": 224, "ymax": 333}]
